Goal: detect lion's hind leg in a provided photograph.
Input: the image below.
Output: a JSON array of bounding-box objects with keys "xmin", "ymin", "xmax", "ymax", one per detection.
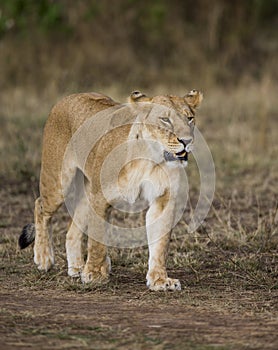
[
  {"xmin": 33, "ymin": 197, "xmax": 58, "ymax": 271},
  {"xmin": 33, "ymin": 166, "xmax": 69, "ymax": 271}
]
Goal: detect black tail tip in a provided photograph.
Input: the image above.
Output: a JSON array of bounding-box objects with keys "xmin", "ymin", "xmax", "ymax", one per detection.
[{"xmin": 19, "ymin": 223, "xmax": 35, "ymax": 249}]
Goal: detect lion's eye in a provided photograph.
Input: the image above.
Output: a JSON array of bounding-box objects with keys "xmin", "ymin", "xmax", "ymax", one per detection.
[
  {"xmin": 187, "ymin": 116, "xmax": 195, "ymax": 124},
  {"xmin": 160, "ymin": 117, "xmax": 171, "ymax": 125}
]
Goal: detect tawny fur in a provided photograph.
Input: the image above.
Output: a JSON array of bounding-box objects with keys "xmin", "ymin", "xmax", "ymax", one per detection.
[{"xmin": 19, "ymin": 90, "xmax": 203, "ymax": 291}]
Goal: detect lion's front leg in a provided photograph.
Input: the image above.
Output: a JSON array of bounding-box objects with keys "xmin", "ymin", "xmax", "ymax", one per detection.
[
  {"xmin": 66, "ymin": 220, "xmax": 84, "ymax": 277},
  {"xmin": 81, "ymin": 238, "xmax": 111, "ymax": 284},
  {"xmin": 146, "ymin": 192, "xmax": 181, "ymax": 291}
]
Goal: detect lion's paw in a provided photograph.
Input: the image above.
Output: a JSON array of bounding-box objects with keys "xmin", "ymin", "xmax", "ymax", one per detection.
[
  {"xmin": 34, "ymin": 245, "xmax": 54, "ymax": 271},
  {"xmin": 147, "ymin": 277, "xmax": 181, "ymax": 291},
  {"xmin": 81, "ymin": 257, "xmax": 111, "ymax": 284},
  {"xmin": 68, "ymin": 265, "xmax": 84, "ymax": 278},
  {"xmin": 81, "ymin": 270, "xmax": 109, "ymax": 284}
]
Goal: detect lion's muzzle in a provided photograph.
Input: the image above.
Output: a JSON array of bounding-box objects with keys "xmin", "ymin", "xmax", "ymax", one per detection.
[
  {"xmin": 164, "ymin": 137, "xmax": 193, "ymax": 162},
  {"xmin": 164, "ymin": 150, "xmax": 188, "ymax": 162}
]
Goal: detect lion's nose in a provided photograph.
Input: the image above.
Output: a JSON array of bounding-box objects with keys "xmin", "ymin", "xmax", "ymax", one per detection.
[
  {"xmin": 178, "ymin": 138, "xmax": 193, "ymax": 146},
  {"xmin": 178, "ymin": 138, "xmax": 194, "ymax": 153}
]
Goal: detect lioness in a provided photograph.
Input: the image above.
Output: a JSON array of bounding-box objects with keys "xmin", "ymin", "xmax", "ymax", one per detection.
[{"xmin": 19, "ymin": 90, "xmax": 203, "ymax": 291}]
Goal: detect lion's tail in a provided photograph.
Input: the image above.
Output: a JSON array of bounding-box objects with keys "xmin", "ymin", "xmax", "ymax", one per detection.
[{"xmin": 19, "ymin": 223, "xmax": 36, "ymax": 249}]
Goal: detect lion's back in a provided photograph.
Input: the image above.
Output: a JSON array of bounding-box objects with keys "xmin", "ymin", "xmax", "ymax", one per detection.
[{"xmin": 46, "ymin": 92, "xmax": 119, "ymax": 135}]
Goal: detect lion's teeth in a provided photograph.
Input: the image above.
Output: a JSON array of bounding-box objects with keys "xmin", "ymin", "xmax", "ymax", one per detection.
[{"xmin": 178, "ymin": 151, "xmax": 186, "ymax": 157}]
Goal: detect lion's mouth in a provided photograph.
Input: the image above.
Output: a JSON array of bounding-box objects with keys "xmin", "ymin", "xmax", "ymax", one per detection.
[{"xmin": 164, "ymin": 150, "xmax": 188, "ymax": 162}]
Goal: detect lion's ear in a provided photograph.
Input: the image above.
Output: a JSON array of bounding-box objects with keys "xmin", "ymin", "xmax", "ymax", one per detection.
[
  {"xmin": 184, "ymin": 90, "xmax": 203, "ymax": 109},
  {"xmin": 128, "ymin": 91, "xmax": 151, "ymax": 103}
]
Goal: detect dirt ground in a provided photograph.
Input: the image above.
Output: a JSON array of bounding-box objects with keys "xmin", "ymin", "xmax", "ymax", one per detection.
[{"xmin": 0, "ymin": 178, "xmax": 277, "ymax": 350}]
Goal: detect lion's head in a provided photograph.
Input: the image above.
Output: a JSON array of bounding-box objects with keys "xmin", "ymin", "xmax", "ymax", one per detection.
[{"xmin": 128, "ymin": 90, "xmax": 203, "ymax": 165}]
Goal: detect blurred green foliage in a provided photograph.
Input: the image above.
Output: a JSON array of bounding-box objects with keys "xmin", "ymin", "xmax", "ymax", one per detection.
[
  {"xmin": 1, "ymin": 0, "xmax": 277, "ymax": 38},
  {"xmin": 0, "ymin": 0, "xmax": 65, "ymax": 36},
  {"xmin": 0, "ymin": 0, "xmax": 277, "ymax": 88}
]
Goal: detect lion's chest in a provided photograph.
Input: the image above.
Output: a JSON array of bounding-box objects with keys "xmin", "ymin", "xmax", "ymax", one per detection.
[{"xmin": 117, "ymin": 161, "xmax": 172, "ymax": 204}]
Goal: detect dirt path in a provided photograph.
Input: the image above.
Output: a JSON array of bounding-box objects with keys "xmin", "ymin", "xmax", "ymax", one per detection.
[{"xmin": 1, "ymin": 287, "xmax": 277, "ymax": 350}]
